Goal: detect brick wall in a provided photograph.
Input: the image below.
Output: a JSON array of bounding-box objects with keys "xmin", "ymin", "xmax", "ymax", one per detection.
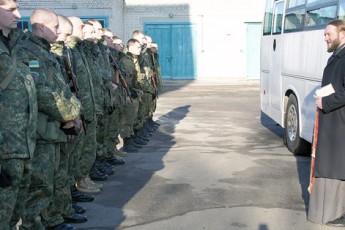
[
  {"xmin": 123, "ymin": 4, "xmax": 189, "ymax": 41},
  {"xmin": 18, "ymin": 0, "xmax": 124, "ymax": 37}
]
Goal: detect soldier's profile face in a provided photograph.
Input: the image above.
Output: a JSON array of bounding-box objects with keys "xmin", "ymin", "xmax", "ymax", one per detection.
[
  {"xmin": 113, "ymin": 40, "xmax": 124, "ymax": 52},
  {"xmin": 93, "ymin": 21, "xmax": 103, "ymax": 40},
  {"xmin": 73, "ymin": 22, "xmax": 84, "ymax": 40},
  {"xmin": 43, "ymin": 15, "xmax": 60, "ymax": 44},
  {"xmin": 83, "ymin": 24, "xmax": 95, "ymax": 41},
  {"xmin": 0, "ymin": 1, "xmax": 21, "ymax": 31},
  {"xmin": 129, "ymin": 42, "xmax": 141, "ymax": 56}
]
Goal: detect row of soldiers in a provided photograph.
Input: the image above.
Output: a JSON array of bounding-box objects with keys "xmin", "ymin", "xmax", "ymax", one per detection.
[{"xmin": 0, "ymin": 0, "xmax": 163, "ymax": 230}]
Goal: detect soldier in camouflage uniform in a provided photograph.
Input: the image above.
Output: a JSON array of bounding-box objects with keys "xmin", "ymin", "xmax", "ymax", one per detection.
[
  {"xmin": 151, "ymin": 42, "xmax": 163, "ymax": 95},
  {"xmin": 0, "ymin": 1, "xmax": 37, "ymax": 230},
  {"xmin": 80, "ymin": 21, "xmax": 110, "ymax": 182},
  {"xmin": 102, "ymin": 30, "xmax": 127, "ymax": 165},
  {"xmin": 67, "ymin": 16, "xmax": 101, "ymax": 196},
  {"xmin": 86, "ymin": 19, "xmax": 116, "ymax": 179},
  {"xmin": 47, "ymin": 15, "xmax": 88, "ymax": 227},
  {"xmin": 119, "ymin": 38, "xmax": 144, "ymax": 152},
  {"xmin": 144, "ymin": 36, "xmax": 161, "ymax": 128},
  {"xmin": 132, "ymin": 31, "xmax": 156, "ymax": 141},
  {"xmin": 18, "ymin": 8, "xmax": 81, "ymax": 230}
]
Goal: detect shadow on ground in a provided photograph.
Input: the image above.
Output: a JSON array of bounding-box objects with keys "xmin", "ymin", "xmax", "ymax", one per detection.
[
  {"xmin": 76, "ymin": 105, "xmax": 191, "ymax": 230},
  {"xmin": 260, "ymin": 111, "xmax": 311, "ymax": 215}
]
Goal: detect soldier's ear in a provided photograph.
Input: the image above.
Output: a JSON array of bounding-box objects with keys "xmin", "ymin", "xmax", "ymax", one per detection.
[{"xmin": 32, "ymin": 23, "xmax": 45, "ymax": 34}]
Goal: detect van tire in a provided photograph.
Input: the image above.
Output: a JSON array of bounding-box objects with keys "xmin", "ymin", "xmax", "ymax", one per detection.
[{"xmin": 284, "ymin": 94, "xmax": 311, "ymax": 155}]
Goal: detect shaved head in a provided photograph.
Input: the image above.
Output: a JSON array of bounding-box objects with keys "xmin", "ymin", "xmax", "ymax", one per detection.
[
  {"xmin": 30, "ymin": 8, "xmax": 56, "ymax": 28},
  {"xmin": 30, "ymin": 8, "xmax": 60, "ymax": 43},
  {"xmin": 87, "ymin": 19, "xmax": 103, "ymax": 39},
  {"xmin": 144, "ymin": 35, "xmax": 152, "ymax": 48},
  {"xmin": 57, "ymin": 15, "xmax": 72, "ymax": 43},
  {"xmin": 68, "ymin": 16, "xmax": 85, "ymax": 40},
  {"xmin": 132, "ymin": 30, "xmax": 145, "ymax": 45},
  {"xmin": 0, "ymin": 0, "xmax": 17, "ymax": 5}
]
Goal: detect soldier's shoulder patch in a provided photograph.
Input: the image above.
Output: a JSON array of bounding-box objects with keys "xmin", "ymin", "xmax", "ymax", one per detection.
[{"xmin": 29, "ymin": 60, "xmax": 40, "ymax": 68}]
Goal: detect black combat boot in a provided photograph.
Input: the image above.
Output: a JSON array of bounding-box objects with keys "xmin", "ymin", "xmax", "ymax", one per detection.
[
  {"xmin": 89, "ymin": 164, "xmax": 108, "ymax": 181},
  {"xmin": 132, "ymin": 135, "xmax": 148, "ymax": 145},
  {"xmin": 122, "ymin": 137, "xmax": 139, "ymax": 153}
]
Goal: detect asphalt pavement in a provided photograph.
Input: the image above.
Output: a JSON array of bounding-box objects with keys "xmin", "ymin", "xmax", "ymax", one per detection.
[{"xmin": 73, "ymin": 79, "xmax": 338, "ymax": 230}]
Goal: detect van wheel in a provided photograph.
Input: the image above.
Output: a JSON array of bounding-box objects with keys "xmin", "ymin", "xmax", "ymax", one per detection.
[{"xmin": 284, "ymin": 94, "xmax": 311, "ymax": 155}]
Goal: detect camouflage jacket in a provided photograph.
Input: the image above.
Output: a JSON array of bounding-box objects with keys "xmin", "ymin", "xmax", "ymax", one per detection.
[
  {"xmin": 19, "ymin": 32, "xmax": 81, "ymax": 143},
  {"xmin": 81, "ymin": 39, "xmax": 105, "ymax": 115},
  {"xmin": 0, "ymin": 29, "xmax": 37, "ymax": 159},
  {"xmin": 152, "ymin": 52, "xmax": 163, "ymax": 93},
  {"xmin": 119, "ymin": 52, "xmax": 141, "ymax": 99},
  {"xmin": 68, "ymin": 37, "xmax": 96, "ymax": 121},
  {"xmin": 138, "ymin": 47, "xmax": 155, "ymax": 94},
  {"xmin": 96, "ymin": 40, "xmax": 115, "ymax": 110},
  {"xmin": 109, "ymin": 48, "xmax": 127, "ymax": 107}
]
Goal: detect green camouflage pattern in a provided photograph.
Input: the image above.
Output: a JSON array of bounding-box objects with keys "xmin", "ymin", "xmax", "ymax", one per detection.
[
  {"xmin": 66, "ymin": 37, "xmax": 97, "ymax": 180},
  {"xmin": 72, "ymin": 119, "xmax": 97, "ymax": 179},
  {"xmin": 0, "ymin": 29, "xmax": 37, "ymax": 230},
  {"xmin": 18, "ymin": 32, "xmax": 79, "ymax": 229},
  {"xmin": 0, "ymin": 29, "xmax": 37, "ymax": 160},
  {"xmin": 118, "ymin": 52, "xmax": 140, "ymax": 138},
  {"xmin": 0, "ymin": 159, "xmax": 31, "ymax": 230},
  {"xmin": 68, "ymin": 36, "xmax": 96, "ymax": 122},
  {"xmin": 153, "ymin": 52, "xmax": 163, "ymax": 93},
  {"xmin": 138, "ymin": 47, "xmax": 155, "ymax": 94},
  {"xmin": 18, "ymin": 32, "xmax": 80, "ymax": 142},
  {"xmin": 20, "ymin": 143, "xmax": 58, "ymax": 230},
  {"xmin": 80, "ymin": 39, "xmax": 104, "ymax": 115}
]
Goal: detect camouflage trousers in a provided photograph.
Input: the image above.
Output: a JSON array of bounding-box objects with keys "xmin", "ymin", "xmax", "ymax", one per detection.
[
  {"xmin": 120, "ymin": 98, "xmax": 139, "ymax": 138},
  {"xmin": 0, "ymin": 158, "xmax": 31, "ymax": 230},
  {"xmin": 96, "ymin": 107, "xmax": 111, "ymax": 160},
  {"xmin": 20, "ymin": 143, "xmax": 59, "ymax": 230},
  {"xmin": 134, "ymin": 92, "xmax": 151, "ymax": 131},
  {"xmin": 106, "ymin": 106, "xmax": 123, "ymax": 158},
  {"xmin": 40, "ymin": 139, "xmax": 78, "ymax": 227},
  {"xmin": 147, "ymin": 93, "xmax": 156, "ymax": 120},
  {"xmin": 73, "ymin": 117, "xmax": 97, "ymax": 180}
]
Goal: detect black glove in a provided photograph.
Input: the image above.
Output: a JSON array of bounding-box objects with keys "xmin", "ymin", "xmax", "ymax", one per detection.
[
  {"xmin": 60, "ymin": 123, "xmax": 78, "ymax": 136},
  {"xmin": 0, "ymin": 166, "xmax": 12, "ymax": 187},
  {"xmin": 130, "ymin": 88, "xmax": 138, "ymax": 99}
]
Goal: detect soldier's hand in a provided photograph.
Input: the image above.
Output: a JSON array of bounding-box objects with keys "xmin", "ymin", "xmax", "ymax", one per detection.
[
  {"xmin": 112, "ymin": 83, "xmax": 118, "ymax": 90},
  {"xmin": 63, "ymin": 121, "xmax": 75, "ymax": 129},
  {"xmin": 75, "ymin": 118, "xmax": 84, "ymax": 135},
  {"xmin": 126, "ymin": 96, "xmax": 131, "ymax": 103},
  {"xmin": 67, "ymin": 135, "xmax": 75, "ymax": 141}
]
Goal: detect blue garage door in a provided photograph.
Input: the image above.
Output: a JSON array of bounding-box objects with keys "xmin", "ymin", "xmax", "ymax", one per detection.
[{"xmin": 145, "ymin": 23, "xmax": 197, "ymax": 80}]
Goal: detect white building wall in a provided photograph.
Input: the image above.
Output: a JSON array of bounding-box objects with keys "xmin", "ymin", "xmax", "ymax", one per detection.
[
  {"xmin": 18, "ymin": 0, "xmax": 125, "ymax": 38},
  {"xmin": 124, "ymin": 0, "xmax": 266, "ymax": 79},
  {"xmin": 17, "ymin": 0, "xmax": 266, "ymax": 79}
]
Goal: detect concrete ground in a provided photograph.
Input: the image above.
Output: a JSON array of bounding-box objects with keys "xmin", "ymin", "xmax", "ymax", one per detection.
[{"xmin": 68, "ymin": 79, "xmax": 337, "ymax": 230}]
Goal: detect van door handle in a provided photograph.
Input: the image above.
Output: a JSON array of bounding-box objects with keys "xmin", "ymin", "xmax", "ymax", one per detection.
[{"xmin": 273, "ymin": 39, "xmax": 276, "ymax": 51}]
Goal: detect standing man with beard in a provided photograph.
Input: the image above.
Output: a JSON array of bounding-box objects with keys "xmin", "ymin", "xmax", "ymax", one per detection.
[{"xmin": 308, "ymin": 19, "xmax": 345, "ymax": 227}]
